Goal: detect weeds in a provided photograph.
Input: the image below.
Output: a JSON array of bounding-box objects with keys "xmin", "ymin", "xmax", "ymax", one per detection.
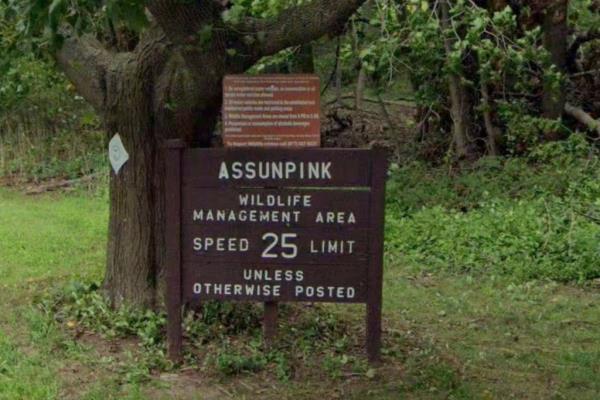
[
  {"xmin": 31, "ymin": 282, "xmax": 448, "ymax": 392},
  {"xmin": 0, "ymin": 129, "xmax": 106, "ymax": 185}
]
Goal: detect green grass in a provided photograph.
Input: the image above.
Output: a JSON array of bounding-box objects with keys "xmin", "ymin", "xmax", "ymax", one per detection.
[
  {"xmin": 0, "ymin": 189, "xmax": 107, "ymax": 287},
  {"xmin": 0, "ymin": 188, "xmax": 108, "ymax": 399},
  {"xmin": 384, "ymin": 272, "xmax": 600, "ymax": 399},
  {"xmin": 1, "ymin": 148, "xmax": 600, "ymax": 398},
  {"xmin": 0, "ymin": 329, "xmax": 59, "ymax": 400}
]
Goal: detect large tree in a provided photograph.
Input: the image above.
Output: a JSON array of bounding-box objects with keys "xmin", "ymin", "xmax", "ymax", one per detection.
[{"xmin": 46, "ymin": 0, "xmax": 366, "ymax": 308}]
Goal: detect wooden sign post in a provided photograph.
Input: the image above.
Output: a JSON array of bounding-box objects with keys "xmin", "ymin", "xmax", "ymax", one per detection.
[{"xmin": 165, "ymin": 144, "xmax": 387, "ymax": 363}]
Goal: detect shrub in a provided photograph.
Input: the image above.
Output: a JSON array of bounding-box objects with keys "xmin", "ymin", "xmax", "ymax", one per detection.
[{"xmin": 386, "ymin": 145, "xmax": 600, "ymax": 282}]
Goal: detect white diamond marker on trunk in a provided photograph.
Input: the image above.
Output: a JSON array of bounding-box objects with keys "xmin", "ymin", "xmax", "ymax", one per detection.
[{"xmin": 109, "ymin": 134, "xmax": 129, "ymax": 175}]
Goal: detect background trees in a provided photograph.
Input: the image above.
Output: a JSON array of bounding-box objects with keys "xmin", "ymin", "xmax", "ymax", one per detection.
[{"xmin": 325, "ymin": 0, "xmax": 599, "ymax": 158}]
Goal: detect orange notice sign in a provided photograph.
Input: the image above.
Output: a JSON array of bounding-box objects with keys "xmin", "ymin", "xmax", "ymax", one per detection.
[{"xmin": 222, "ymin": 75, "xmax": 321, "ymax": 147}]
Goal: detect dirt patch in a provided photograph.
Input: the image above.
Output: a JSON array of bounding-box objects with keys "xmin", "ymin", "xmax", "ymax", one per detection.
[
  {"xmin": 58, "ymin": 306, "xmax": 464, "ymax": 399},
  {"xmin": 151, "ymin": 370, "xmax": 232, "ymax": 400},
  {"xmin": 56, "ymin": 331, "xmax": 229, "ymax": 399}
]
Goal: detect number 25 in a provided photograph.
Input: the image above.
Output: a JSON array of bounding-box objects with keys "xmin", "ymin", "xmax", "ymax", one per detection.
[{"xmin": 262, "ymin": 233, "xmax": 298, "ymax": 259}]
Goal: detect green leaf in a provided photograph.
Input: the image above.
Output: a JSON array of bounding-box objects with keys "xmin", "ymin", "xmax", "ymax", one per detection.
[{"xmin": 48, "ymin": 0, "xmax": 66, "ymax": 32}]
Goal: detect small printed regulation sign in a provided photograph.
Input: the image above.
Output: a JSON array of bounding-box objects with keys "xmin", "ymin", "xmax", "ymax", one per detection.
[
  {"xmin": 164, "ymin": 145, "xmax": 387, "ymax": 363},
  {"xmin": 222, "ymin": 74, "xmax": 321, "ymax": 147}
]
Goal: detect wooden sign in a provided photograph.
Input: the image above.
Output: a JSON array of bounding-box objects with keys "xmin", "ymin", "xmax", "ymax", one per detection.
[
  {"xmin": 222, "ymin": 75, "xmax": 321, "ymax": 147},
  {"xmin": 165, "ymin": 143, "xmax": 387, "ymax": 363}
]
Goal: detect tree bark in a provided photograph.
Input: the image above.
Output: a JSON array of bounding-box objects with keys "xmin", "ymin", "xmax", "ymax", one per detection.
[
  {"xmin": 233, "ymin": 0, "xmax": 366, "ymax": 59},
  {"xmin": 55, "ymin": 34, "xmax": 111, "ymax": 112},
  {"xmin": 351, "ymin": 15, "xmax": 366, "ymax": 110},
  {"xmin": 104, "ymin": 97, "xmax": 159, "ymax": 308},
  {"xmin": 102, "ymin": 57, "xmax": 222, "ymax": 308},
  {"xmin": 541, "ymin": 0, "xmax": 568, "ymax": 127},
  {"xmin": 487, "ymin": 0, "xmax": 508, "ymax": 11}
]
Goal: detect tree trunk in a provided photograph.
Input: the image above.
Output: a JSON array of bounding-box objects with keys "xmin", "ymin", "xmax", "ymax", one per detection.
[
  {"xmin": 439, "ymin": 0, "xmax": 475, "ymax": 159},
  {"xmin": 480, "ymin": 82, "xmax": 502, "ymax": 155},
  {"xmin": 101, "ymin": 52, "xmax": 220, "ymax": 309},
  {"xmin": 541, "ymin": 0, "xmax": 568, "ymax": 129},
  {"xmin": 103, "ymin": 65, "xmax": 161, "ymax": 309}
]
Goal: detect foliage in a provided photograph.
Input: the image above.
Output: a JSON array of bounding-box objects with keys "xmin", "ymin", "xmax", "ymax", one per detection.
[
  {"xmin": 327, "ymin": 0, "xmax": 599, "ymax": 156},
  {"xmin": 0, "ymin": 128, "xmax": 106, "ymax": 183},
  {"xmin": 0, "ymin": 2, "xmax": 63, "ymax": 110},
  {"xmin": 0, "ymin": 1, "xmax": 104, "ymax": 184},
  {"xmin": 225, "ymin": 0, "xmax": 305, "ymax": 20},
  {"xmin": 34, "ymin": 281, "xmax": 378, "ymax": 382},
  {"xmin": 21, "ymin": 0, "xmax": 304, "ymax": 48},
  {"xmin": 43, "ymin": 282, "xmax": 167, "ymax": 347},
  {"xmin": 401, "ymin": 1, "xmax": 559, "ymax": 152},
  {"xmin": 386, "ymin": 138, "xmax": 600, "ymax": 282},
  {"xmin": 214, "ymin": 350, "xmax": 268, "ymax": 376},
  {"xmin": 569, "ymin": 0, "xmax": 600, "ymax": 31},
  {"xmin": 345, "ymin": 1, "xmax": 408, "ymax": 85},
  {"xmin": 21, "ymin": 0, "xmax": 147, "ymax": 47}
]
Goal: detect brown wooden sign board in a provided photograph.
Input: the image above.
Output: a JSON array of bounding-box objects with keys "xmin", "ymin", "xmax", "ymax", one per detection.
[
  {"xmin": 165, "ymin": 143, "xmax": 387, "ymax": 363},
  {"xmin": 222, "ymin": 75, "xmax": 321, "ymax": 147}
]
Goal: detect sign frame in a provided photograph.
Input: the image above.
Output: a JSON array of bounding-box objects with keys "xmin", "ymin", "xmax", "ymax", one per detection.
[{"xmin": 164, "ymin": 140, "xmax": 386, "ymax": 363}]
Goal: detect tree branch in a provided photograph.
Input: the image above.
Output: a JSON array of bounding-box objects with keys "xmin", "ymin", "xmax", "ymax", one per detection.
[
  {"xmin": 56, "ymin": 34, "xmax": 112, "ymax": 111},
  {"xmin": 565, "ymin": 103, "xmax": 600, "ymax": 137},
  {"xmin": 230, "ymin": 0, "xmax": 366, "ymax": 60}
]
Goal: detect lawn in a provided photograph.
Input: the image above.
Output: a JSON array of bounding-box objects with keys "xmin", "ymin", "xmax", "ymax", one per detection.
[{"xmin": 1, "ymin": 153, "xmax": 599, "ymax": 400}]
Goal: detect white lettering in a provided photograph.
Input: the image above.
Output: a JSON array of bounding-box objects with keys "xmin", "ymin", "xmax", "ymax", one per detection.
[
  {"xmin": 231, "ymin": 162, "xmax": 243, "ymax": 179},
  {"xmin": 217, "ymin": 161, "xmax": 334, "ymax": 181},
  {"xmin": 218, "ymin": 162, "xmax": 229, "ymax": 179},
  {"xmin": 192, "ymin": 237, "xmax": 249, "ymax": 253},
  {"xmin": 294, "ymin": 285, "xmax": 356, "ymax": 299}
]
